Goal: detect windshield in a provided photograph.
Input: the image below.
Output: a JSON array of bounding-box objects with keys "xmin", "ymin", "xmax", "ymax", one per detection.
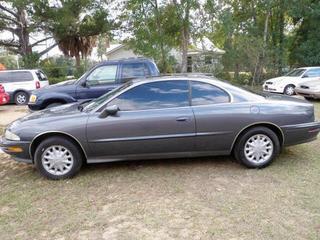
[
  {"xmin": 83, "ymin": 81, "xmax": 133, "ymax": 112},
  {"xmin": 286, "ymin": 69, "xmax": 306, "ymax": 77}
]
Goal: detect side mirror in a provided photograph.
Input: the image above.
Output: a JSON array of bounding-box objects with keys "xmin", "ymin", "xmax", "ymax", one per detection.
[
  {"xmin": 81, "ymin": 81, "xmax": 90, "ymax": 88},
  {"xmin": 99, "ymin": 105, "xmax": 119, "ymax": 118},
  {"xmin": 302, "ymin": 74, "xmax": 309, "ymax": 78}
]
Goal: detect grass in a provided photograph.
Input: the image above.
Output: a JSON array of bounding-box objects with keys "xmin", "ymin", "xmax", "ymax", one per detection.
[{"xmin": 0, "ymin": 103, "xmax": 320, "ymax": 239}]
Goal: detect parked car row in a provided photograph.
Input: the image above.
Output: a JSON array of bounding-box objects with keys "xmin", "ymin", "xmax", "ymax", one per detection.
[{"xmin": 263, "ymin": 66, "xmax": 320, "ymax": 99}]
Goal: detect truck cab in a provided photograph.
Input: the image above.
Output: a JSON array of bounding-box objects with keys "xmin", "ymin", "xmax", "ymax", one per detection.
[{"xmin": 28, "ymin": 58, "xmax": 160, "ymax": 110}]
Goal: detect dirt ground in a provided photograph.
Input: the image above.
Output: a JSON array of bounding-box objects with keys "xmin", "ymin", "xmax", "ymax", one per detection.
[{"xmin": 0, "ymin": 103, "xmax": 320, "ymax": 240}]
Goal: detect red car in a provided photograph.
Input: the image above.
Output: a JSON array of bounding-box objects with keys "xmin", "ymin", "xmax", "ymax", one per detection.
[{"xmin": 0, "ymin": 84, "xmax": 9, "ymax": 105}]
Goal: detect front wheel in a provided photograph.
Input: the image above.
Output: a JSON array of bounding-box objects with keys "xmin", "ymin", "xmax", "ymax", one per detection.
[
  {"xmin": 234, "ymin": 127, "xmax": 280, "ymax": 168},
  {"xmin": 284, "ymin": 85, "xmax": 295, "ymax": 96},
  {"xmin": 34, "ymin": 136, "xmax": 83, "ymax": 180}
]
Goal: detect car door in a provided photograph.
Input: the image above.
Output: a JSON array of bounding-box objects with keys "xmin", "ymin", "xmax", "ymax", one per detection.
[
  {"xmin": 190, "ymin": 80, "xmax": 237, "ymax": 153},
  {"xmin": 86, "ymin": 80, "xmax": 196, "ymax": 161},
  {"xmin": 76, "ymin": 64, "xmax": 120, "ymax": 101}
]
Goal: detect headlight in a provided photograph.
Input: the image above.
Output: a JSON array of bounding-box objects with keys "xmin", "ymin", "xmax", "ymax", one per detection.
[
  {"xmin": 29, "ymin": 94, "xmax": 37, "ymax": 103},
  {"xmin": 5, "ymin": 130, "xmax": 20, "ymax": 141}
]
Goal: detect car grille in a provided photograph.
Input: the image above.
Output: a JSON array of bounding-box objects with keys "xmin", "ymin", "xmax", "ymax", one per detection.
[
  {"xmin": 265, "ymin": 82, "xmax": 273, "ymax": 85},
  {"xmin": 300, "ymin": 85, "xmax": 309, "ymax": 89}
]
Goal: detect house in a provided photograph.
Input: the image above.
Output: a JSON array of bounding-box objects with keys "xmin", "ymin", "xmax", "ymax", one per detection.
[
  {"xmin": 105, "ymin": 44, "xmax": 142, "ymax": 60},
  {"xmin": 105, "ymin": 37, "xmax": 225, "ymax": 72}
]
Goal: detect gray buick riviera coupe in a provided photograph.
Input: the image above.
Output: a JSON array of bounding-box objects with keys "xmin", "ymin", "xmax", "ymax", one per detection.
[{"xmin": 1, "ymin": 75, "xmax": 320, "ymax": 179}]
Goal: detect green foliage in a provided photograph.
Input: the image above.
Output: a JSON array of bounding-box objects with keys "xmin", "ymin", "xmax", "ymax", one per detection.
[
  {"xmin": 288, "ymin": 0, "xmax": 320, "ymax": 66},
  {"xmin": 40, "ymin": 56, "xmax": 71, "ymax": 78},
  {"xmin": 0, "ymin": 55, "xmax": 18, "ymax": 69},
  {"xmin": 33, "ymin": 0, "xmax": 114, "ymax": 66},
  {"xmin": 21, "ymin": 53, "xmax": 40, "ymax": 68}
]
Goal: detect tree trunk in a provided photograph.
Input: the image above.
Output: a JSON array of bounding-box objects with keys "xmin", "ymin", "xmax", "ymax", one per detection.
[
  {"xmin": 75, "ymin": 55, "xmax": 81, "ymax": 68},
  {"xmin": 181, "ymin": 1, "xmax": 190, "ymax": 73},
  {"xmin": 277, "ymin": 3, "xmax": 285, "ymax": 75},
  {"xmin": 252, "ymin": 10, "xmax": 270, "ymax": 85},
  {"xmin": 154, "ymin": 0, "xmax": 168, "ymax": 72}
]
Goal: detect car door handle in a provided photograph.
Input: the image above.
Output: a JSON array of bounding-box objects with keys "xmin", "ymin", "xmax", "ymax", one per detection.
[{"xmin": 176, "ymin": 117, "xmax": 189, "ymax": 122}]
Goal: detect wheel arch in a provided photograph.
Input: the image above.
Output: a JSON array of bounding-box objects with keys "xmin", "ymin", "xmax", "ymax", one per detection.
[
  {"xmin": 29, "ymin": 131, "xmax": 88, "ymax": 163},
  {"xmin": 231, "ymin": 122, "xmax": 284, "ymax": 152}
]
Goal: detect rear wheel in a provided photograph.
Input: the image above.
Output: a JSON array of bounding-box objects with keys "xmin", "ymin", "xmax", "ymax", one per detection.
[
  {"xmin": 14, "ymin": 91, "xmax": 28, "ymax": 105},
  {"xmin": 284, "ymin": 85, "xmax": 295, "ymax": 96},
  {"xmin": 234, "ymin": 127, "xmax": 280, "ymax": 168},
  {"xmin": 34, "ymin": 136, "xmax": 83, "ymax": 180}
]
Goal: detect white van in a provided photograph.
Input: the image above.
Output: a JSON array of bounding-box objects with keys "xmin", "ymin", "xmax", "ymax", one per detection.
[{"xmin": 0, "ymin": 70, "xmax": 49, "ymax": 105}]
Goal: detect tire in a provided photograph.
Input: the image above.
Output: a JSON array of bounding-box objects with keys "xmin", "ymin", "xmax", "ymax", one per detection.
[
  {"xmin": 304, "ymin": 96, "xmax": 314, "ymax": 101},
  {"xmin": 14, "ymin": 91, "xmax": 29, "ymax": 105},
  {"xmin": 234, "ymin": 127, "xmax": 280, "ymax": 168},
  {"xmin": 46, "ymin": 102, "xmax": 63, "ymax": 109},
  {"xmin": 34, "ymin": 136, "xmax": 83, "ymax": 180},
  {"xmin": 283, "ymin": 85, "xmax": 295, "ymax": 96}
]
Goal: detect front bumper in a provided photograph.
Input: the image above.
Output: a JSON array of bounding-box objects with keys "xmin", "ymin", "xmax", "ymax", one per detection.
[
  {"xmin": 28, "ymin": 102, "xmax": 43, "ymax": 111},
  {"xmin": 295, "ymin": 88, "xmax": 320, "ymax": 99},
  {"xmin": 262, "ymin": 84, "xmax": 284, "ymax": 93},
  {"xmin": 0, "ymin": 136, "xmax": 32, "ymax": 163},
  {"xmin": 281, "ymin": 121, "xmax": 320, "ymax": 146}
]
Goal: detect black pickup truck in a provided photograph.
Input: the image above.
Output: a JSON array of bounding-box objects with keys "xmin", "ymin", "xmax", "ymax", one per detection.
[{"xmin": 28, "ymin": 58, "xmax": 160, "ymax": 110}]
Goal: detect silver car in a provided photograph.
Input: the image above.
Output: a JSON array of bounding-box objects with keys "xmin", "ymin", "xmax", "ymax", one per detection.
[
  {"xmin": 295, "ymin": 79, "xmax": 320, "ymax": 100},
  {"xmin": 1, "ymin": 76, "xmax": 320, "ymax": 179}
]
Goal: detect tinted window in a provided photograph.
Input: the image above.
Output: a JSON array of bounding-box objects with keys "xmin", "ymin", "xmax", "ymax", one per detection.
[
  {"xmin": 304, "ymin": 68, "xmax": 320, "ymax": 77},
  {"xmin": 87, "ymin": 65, "xmax": 117, "ymax": 85},
  {"xmin": 286, "ymin": 69, "xmax": 306, "ymax": 77},
  {"xmin": 0, "ymin": 71, "xmax": 33, "ymax": 83},
  {"xmin": 109, "ymin": 80, "xmax": 189, "ymax": 111},
  {"xmin": 121, "ymin": 63, "xmax": 149, "ymax": 80},
  {"xmin": 191, "ymin": 81, "xmax": 230, "ymax": 105}
]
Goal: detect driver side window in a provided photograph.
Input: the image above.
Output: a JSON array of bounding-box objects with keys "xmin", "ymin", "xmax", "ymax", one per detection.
[{"xmin": 86, "ymin": 65, "xmax": 117, "ymax": 86}]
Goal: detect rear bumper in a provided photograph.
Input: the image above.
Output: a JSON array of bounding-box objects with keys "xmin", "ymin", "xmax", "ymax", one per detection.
[
  {"xmin": 281, "ymin": 122, "xmax": 320, "ymax": 146},
  {"xmin": 0, "ymin": 136, "xmax": 32, "ymax": 163},
  {"xmin": 295, "ymin": 88, "xmax": 320, "ymax": 99},
  {"xmin": 0, "ymin": 93, "xmax": 9, "ymax": 105}
]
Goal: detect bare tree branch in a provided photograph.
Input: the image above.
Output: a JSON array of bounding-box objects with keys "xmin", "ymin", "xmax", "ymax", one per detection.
[
  {"xmin": 0, "ymin": 13, "xmax": 20, "ymax": 25},
  {"xmin": 0, "ymin": 3, "xmax": 19, "ymax": 19},
  {"xmin": 0, "ymin": 39, "xmax": 20, "ymax": 48},
  {"xmin": 38, "ymin": 42, "xmax": 58, "ymax": 56},
  {"xmin": 30, "ymin": 36, "xmax": 53, "ymax": 47}
]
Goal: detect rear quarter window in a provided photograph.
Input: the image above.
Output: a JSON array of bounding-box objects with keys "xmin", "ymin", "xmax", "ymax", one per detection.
[{"xmin": 120, "ymin": 63, "xmax": 150, "ymax": 82}]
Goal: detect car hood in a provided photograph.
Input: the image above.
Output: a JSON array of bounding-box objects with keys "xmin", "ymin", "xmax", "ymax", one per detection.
[
  {"xmin": 32, "ymin": 80, "xmax": 77, "ymax": 94},
  {"xmin": 7, "ymin": 103, "xmax": 86, "ymax": 133}
]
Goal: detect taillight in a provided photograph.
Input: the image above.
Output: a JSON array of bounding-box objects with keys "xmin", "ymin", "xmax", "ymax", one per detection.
[{"xmin": 35, "ymin": 81, "xmax": 40, "ymax": 89}]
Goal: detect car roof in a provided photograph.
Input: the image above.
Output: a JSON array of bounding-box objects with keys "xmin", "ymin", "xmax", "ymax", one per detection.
[
  {"xmin": 0, "ymin": 69, "xmax": 39, "ymax": 73},
  {"xmin": 98, "ymin": 57, "xmax": 155, "ymax": 65},
  {"xmin": 297, "ymin": 66, "xmax": 320, "ymax": 70}
]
